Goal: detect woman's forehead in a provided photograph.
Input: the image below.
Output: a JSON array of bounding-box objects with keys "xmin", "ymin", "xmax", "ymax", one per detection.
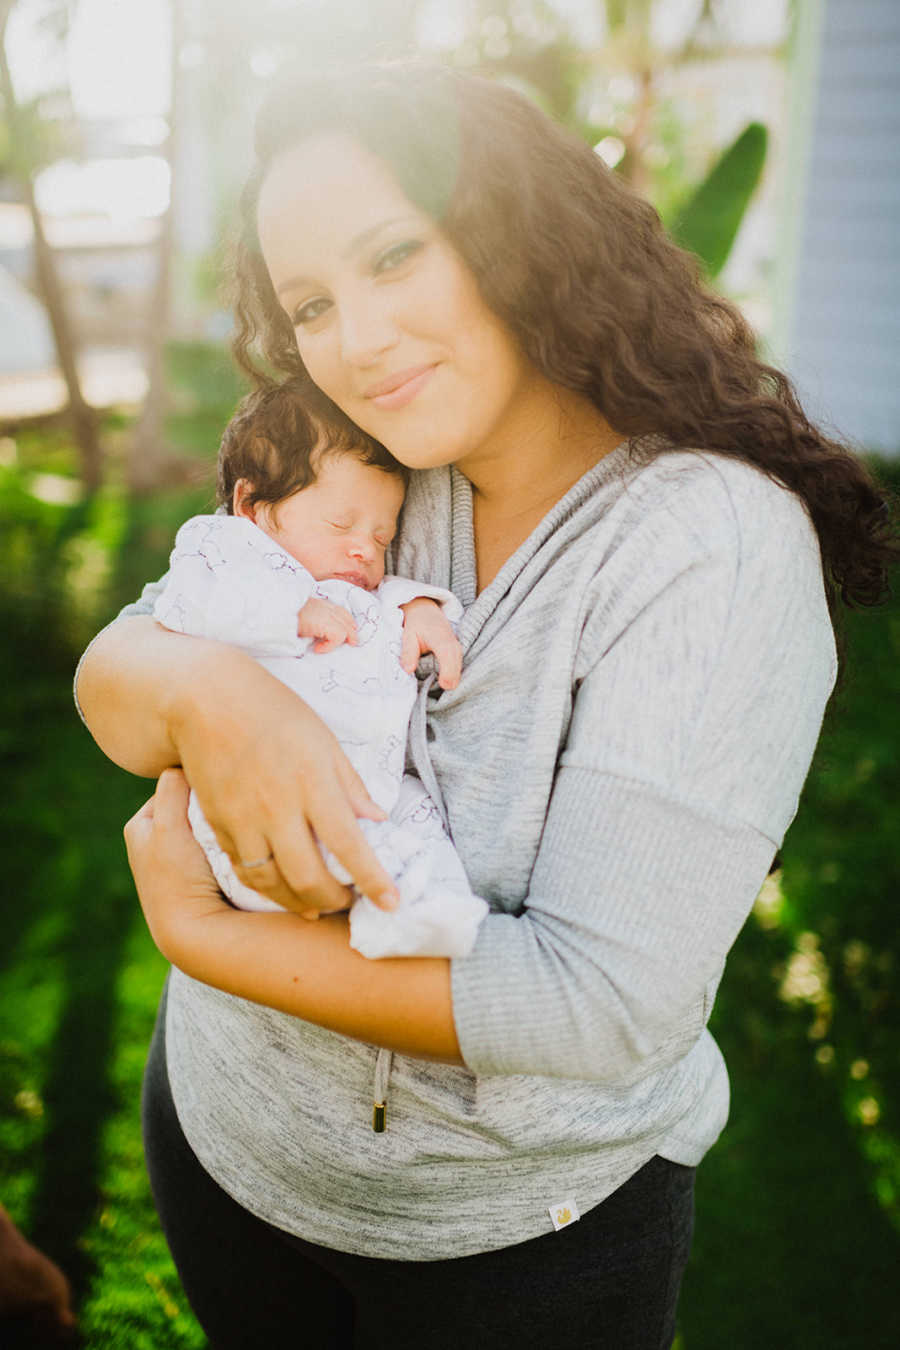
[{"xmin": 257, "ymin": 134, "xmax": 424, "ymax": 273}]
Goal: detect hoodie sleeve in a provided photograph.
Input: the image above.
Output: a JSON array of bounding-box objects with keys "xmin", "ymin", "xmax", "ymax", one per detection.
[{"xmin": 450, "ymin": 470, "xmax": 837, "ymax": 1082}]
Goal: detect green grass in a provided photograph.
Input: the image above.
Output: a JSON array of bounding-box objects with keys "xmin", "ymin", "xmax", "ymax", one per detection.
[{"xmin": 1, "ymin": 384, "xmax": 898, "ymax": 1346}]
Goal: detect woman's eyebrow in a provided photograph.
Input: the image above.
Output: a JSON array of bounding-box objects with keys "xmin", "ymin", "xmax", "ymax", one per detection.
[
  {"xmin": 275, "ymin": 216, "xmax": 422, "ymax": 297},
  {"xmin": 341, "ymin": 216, "xmax": 421, "ymax": 259}
]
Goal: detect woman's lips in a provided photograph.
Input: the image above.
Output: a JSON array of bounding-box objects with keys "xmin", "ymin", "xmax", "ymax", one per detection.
[{"xmin": 365, "ymin": 364, "xmax": 436, "ymax": 411}]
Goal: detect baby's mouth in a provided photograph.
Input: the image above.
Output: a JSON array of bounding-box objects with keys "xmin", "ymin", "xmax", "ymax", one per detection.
[{"xmin": 333, "ymin": 571, "xmax": 372, "ymax": 590}]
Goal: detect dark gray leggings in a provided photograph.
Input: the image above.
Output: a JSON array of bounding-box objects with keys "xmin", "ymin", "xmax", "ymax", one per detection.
[{"xmin": 142, "ymin": 988, "xmax": 695, "ymax": 1349}]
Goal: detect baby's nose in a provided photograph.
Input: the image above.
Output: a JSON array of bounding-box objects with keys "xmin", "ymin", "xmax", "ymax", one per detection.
[{"xmin": 348, "ymin": 534, "xmax": 376, "ymax": 561}]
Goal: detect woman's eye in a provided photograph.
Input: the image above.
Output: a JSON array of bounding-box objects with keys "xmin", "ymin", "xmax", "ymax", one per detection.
[
  {"xmin": 373, "ymin": 240, "xmax": 422, "ymax": 276},
  {"xmin": 291, "ymin": 296, "xmax": 331, "ymax": 327}
]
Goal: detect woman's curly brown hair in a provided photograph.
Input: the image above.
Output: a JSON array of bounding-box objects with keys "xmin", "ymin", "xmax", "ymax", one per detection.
[{"xmin": 229, "ymin": 61, "xmax": 898, "ymax": 622}]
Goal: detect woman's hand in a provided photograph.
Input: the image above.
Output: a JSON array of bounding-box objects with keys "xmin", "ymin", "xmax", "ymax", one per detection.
[
  {"xmin": 77, "ymin": 617, "xmax": 398, "ymax": 918},
  {"xmin": 124, "ymin": 769, "xmax": 230, "ymax": 960},
  {"xmin": 124, "ymin": 769, "xmax": 462, "ymax": 1063},
  {"xmin": 166, "ymin": 639, "xmax": 399, "ymax": 919}
]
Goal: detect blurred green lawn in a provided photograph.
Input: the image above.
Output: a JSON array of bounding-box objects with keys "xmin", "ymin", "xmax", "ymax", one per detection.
[{"xmin": 1, "ymin": 350, "xmax": 898, "ymax": 1347}]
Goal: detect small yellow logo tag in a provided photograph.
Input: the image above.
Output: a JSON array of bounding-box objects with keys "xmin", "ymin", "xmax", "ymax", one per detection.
[{"xmin": 548, "ymin": 1197, "xmax": 581, "ymax": 1231}]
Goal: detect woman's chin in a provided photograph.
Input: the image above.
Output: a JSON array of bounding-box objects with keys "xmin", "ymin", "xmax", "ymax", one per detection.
[{"xmin": 383, "ymin": 437, "xmax": 464, "ymax": 473}]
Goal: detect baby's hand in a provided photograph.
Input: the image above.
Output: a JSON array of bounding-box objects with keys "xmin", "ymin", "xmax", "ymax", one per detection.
[
  {"xmin": 398, "ymin": 598, "xmax": 462, "ymax": 690},
  {"xmin": 297, "ymin": 597, "xmax": 358, "ymax": 654}
]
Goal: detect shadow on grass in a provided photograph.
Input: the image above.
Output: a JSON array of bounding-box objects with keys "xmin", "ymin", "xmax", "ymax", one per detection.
[
  {"xmin": 27, "ymin": 865, "xmax": 136, "ymax": 1308},
  {"xmin": 1, "ymin": 678, "xmax": 147, "ymax": 1318}
]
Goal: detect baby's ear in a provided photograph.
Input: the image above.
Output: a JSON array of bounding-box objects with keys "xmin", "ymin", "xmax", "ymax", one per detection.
[{"xmin": 232, "ymin": 478, "xmax": 258, "ymax": 521}]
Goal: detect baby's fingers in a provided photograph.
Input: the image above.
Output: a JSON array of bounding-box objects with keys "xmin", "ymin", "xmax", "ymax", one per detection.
[
  {"xmin": 434, "ymin": 633, "xmax": 463, "ymax": 690},
  {"xmin": 399, "ymin": 622, "xmax": 421, "ymax": 674},
  {"xmin": 312, "ymin": 632, "xmax": 344, "ymax": 654},
  {"xmin": 313, "ymin": 608, "xmax": 358, "ymax": 654}
]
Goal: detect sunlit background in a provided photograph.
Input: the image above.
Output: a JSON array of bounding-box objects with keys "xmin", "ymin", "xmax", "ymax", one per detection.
[
  {"xmin": 2, "ymin": 0, "xmax": 896, "ymax": 452},
  {"xmin": 2, "ymin": 0, "xmax": 792, "ymax": 409},
  {"xmin": 1, "ymin": 3, "xmax": 899, "ymax": 1347}
]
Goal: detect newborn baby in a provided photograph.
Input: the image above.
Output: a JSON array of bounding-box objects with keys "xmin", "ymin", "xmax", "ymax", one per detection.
[{"xmin": 153, "ymin": 379, "xmax": 487, "ymax": 959}]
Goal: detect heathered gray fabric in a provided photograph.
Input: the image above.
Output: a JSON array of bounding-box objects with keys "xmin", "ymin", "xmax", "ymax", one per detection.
[{"xmin": 80, "ymin": 446, "xmax": 837, "ymax": 1260}]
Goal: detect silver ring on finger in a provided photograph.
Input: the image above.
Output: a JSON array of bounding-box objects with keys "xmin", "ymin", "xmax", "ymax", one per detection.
[{"xmin": 238, "ymin": 852, "xmax": 275, "ymax": 869}]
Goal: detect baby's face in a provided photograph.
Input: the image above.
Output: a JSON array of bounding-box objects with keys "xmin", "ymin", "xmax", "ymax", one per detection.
[{"xmin": 254, "ymin": 453, "xmax": 405, "ymax": 590}]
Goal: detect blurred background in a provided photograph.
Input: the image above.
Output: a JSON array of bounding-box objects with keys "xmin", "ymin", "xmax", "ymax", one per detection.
[{"xmin": 0, "ymin": 1, "xmax": 897, "ymax": 1345}]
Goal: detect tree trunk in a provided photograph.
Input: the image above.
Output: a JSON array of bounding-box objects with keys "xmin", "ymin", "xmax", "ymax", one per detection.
[
  {"xmin": 128, "ymin": 193, "xmax": 174, "ymax": 494},
  {"xmin": 128, "ymin": 0, "xmax": 180, "ymax": 494},
  {"xmin": 0, "ymin": 7, "xmax": 103, "ymax": 494}
]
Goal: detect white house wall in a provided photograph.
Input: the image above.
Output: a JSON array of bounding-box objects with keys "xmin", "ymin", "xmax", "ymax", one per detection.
[{"xmin": 784, "ymin": 0, "xmax": 900, "ymax": 455}]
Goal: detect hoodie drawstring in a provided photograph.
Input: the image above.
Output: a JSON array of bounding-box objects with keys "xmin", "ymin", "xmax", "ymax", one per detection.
[{"xmin": 373, "ymin": 1048, "xmax": 393, "ymax": 1132}]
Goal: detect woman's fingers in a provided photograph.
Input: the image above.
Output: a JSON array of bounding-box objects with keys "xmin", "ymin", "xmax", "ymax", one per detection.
[
  {"xmin": 218, "ymin": 771, "xmax": 392, "ymax": 914},
  {"xmin": 314, "ymin": 796, "xmax": 399, "ymax": 911},
  {"xmin": 153, "ymin": 766, "xmax": 191, "ymax": 818},
  {"xmin": 336, "ymin": 756, "xmax": 388, "ymax": 823},
  {"xmin": 123, "ymin": 768, "xmax": 189, "ymax": 859},
  {"xmin": 123, "ymin": 792, "xmax": 155, "ymax": 845},
  {"xmin": 230, "ymin": 810, "xmax": 352, "ymax": 915},
  {"xmin": 124, "ymin": 770, "xmax": 225, "ymax": 960}
]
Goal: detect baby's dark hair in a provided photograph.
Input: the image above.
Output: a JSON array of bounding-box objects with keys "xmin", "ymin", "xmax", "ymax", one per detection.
[{"xmin": 216, "ymin": 376, "xmax": 408, "ymax": 514}]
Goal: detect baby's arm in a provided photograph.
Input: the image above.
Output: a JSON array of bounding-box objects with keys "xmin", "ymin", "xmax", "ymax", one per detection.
[
  {"xmin": 297, "ymin": 597, "xmax": 358, "ymax": 655},
  {"xmin": 398, "ymin": 598, "xmax": 462, "ymax": 690}
]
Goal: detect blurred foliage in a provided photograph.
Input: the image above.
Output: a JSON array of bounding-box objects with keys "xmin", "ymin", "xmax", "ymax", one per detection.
[
  {"xmin": 0, "ymin": 92, "xmax": 74, "ymax": 176},
  {"xmin": 0, "ymin": 0, "xmax": 76, "ymax": 175},
  {"xmin": 669, "ymin": 121, "xmax": 768, "ymax": 278}
]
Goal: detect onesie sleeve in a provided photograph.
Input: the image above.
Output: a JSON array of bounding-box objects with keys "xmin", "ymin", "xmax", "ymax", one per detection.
[
  {"xmin": 73, "ymin": 516, "xmax": 314, "ymax": 724},
  {"xmin": 151, "ymin": 515, "xmax": 316, "ymax": 656},
  {"xmin": 377, "ymin": 576, "xmax": 464, "ymax": 624},
  {"xmin": 450, "ymin": 470, "xmax": 838, "ymax": 1082}
]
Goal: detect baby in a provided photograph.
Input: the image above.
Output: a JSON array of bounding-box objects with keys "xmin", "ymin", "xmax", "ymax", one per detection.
[{"xmin": 153, "ymin": 379, "xmax": 488, "ymax": 959}]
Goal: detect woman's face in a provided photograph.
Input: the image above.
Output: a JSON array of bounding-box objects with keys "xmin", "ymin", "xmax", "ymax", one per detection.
[{"xmin": 256, "ymin": 133, "xmax": 535, "ymax": 474}]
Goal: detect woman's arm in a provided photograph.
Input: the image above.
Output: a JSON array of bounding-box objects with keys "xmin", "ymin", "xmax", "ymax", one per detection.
[
  {"xmin": 125, "ymin": 769, "xmax": 462, "ymax": 1064},
  {"xmin": 77, "ymin": 615, "xmax": 226, "ymax": 777},
  {"xmin": 78, "ymin": 615, "xmax": 398, "ymax": 915}
]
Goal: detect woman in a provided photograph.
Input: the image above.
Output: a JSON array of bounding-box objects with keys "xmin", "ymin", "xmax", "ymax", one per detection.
[{"xmin": 76, "ymin": 64, "xmax": 896, "ymax": 1348}]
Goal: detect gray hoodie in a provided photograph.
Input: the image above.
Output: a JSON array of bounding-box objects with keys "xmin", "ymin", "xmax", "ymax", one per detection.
[{"xmin": 80, "ymin": 445, "xmax": 837, "ymax": 1260}]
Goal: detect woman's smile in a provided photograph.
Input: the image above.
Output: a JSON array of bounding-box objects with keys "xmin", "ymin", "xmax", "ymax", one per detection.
[{"xmin": 363, "ymin": 362, "xmax": 439, "ymax": 411}]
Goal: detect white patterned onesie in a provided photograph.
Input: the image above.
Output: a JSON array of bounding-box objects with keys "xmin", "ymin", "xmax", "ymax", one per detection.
[{"xmin": 152, "ymin": 514, "xmax": 487, "ymax": 959}]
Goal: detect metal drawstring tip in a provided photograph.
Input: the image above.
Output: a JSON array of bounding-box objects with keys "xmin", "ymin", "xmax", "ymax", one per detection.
[{"xmin": 372, "ymin": 1102, "xmax": 386, "ymax": 1133}]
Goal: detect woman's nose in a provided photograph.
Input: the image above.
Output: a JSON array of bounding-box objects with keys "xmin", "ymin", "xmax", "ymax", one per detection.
[{"xmin": 337, "ymin": 294, "xmax": 398, "ymax": 367}]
